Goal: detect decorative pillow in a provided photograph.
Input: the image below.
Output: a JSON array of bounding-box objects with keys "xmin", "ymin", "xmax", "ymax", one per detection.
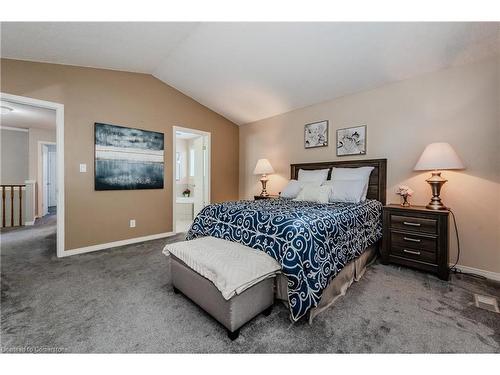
[
  {"xmin": 280, "ymin": 180, "xmax": 322, "ymax": 199},
  {"xmin": 297, "ymin": 168, "xmax": 330, "ymax": 184},
  {"xmin": 294, "ymin": 184, "xmax": 332, "ymax": 204},
  {"xmin": 328, "ymin": 179, "xmax": 367, "ymax": 203},
  {"xmin": 321, "ymin": 180, "xmax": 335, "ymax": 202},
  {"xmin": 280, "ymin": 180, "xmax": 303, "ymax": 199},
  {"xmin": 330, "ymin": 166, "xmax": 374, "ymax": 201}
]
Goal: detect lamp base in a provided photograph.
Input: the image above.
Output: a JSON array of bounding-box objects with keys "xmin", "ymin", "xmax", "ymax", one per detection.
[
  {"xmin": 259, "ymin": 175, "xmax": 269, "ymax": 197},
  {"xmin": 426, "ymin": 201, "xmax": 448, "ymax": 210},
  {"xmin": 425, "ymin": 171, "xmax": 448, "ymax": 210}
]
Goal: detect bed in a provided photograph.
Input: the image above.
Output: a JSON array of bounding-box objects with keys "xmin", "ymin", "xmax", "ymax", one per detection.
[{"xmin": 186, "ymin": 159, "xmax": 387, "ymax": 322}]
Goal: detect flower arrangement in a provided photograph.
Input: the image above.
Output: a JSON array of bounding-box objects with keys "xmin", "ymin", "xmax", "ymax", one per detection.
[
  {"xmin": 396, "ymin": 185, "xmax": 414, "ymax": 207},
  {"xmin": 182, "ymin": 188, "xmax": 191, "ymax": 197}
]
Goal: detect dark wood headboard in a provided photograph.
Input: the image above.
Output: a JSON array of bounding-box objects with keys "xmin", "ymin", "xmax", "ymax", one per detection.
[{"xmin": 290, "ymin": 158, "xmax": 387, "ymax": 204}]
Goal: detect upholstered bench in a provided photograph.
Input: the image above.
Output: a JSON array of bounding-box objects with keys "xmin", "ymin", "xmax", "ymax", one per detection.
[{"xmin": 163, "ymin": 236, "xmax": 280, "ymax": 340}]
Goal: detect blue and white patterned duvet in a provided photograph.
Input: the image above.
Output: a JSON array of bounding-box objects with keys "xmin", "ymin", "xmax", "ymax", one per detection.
[{"xmin": 186, "ymin": 198, "xmax": 383, "ymax": 321}]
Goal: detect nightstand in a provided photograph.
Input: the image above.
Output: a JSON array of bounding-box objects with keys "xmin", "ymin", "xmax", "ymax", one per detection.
[
  {"xmin": 381, "ymin": 204, "xmax": 450, "ymax": 280},
  {"xmin": 254, "ymin": 195, "xmax": 279, "ymax": 200}
]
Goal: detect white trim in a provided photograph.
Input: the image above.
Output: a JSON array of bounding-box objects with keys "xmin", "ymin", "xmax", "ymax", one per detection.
[
  {"xmin": 61, "ymin": 231, "xmax": 176, "ymax": 257},
  {"xmin": 25, "ymin": 220, "xmax": 36, "ymax": 226},
  {"xmin": 172, "ymin": 126, "xmax": 211, "ymax": 234},
  {"xmin": 450, "ymin": 264, "xmax": 500, "ymax": 282},
  {"xmin": 1, "ymin": 92, "xmax": 65, "ymax": 257},
  {"xmin": 0, "ymin": 125, "xmax": 29, "ymax": 132}
]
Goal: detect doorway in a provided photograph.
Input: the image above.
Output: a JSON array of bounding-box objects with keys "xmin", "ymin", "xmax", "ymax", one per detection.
[
  {"xmin": 1, "ymin": 92, "xmax": 65, "ymax": 256},
  {"xmin": 173, "ymin": 126, "xmax": 211, "ymax": 233},
  {"xmin": 41, "ymin": 142, "xmax": 57, "ymax": 216}
]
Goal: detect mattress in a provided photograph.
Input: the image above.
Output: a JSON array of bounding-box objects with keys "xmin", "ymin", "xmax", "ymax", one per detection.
[{"xmin": 187, "ymin": 198, "xmax": 383, "ymax": 321}]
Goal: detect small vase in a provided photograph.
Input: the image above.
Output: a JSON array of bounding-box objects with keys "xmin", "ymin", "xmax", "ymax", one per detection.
[{"xmin": 401, "ymin": 195, "xmax": 410, "ymax": 207}]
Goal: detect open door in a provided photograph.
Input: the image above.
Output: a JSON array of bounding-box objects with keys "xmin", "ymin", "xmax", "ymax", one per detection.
[
  {"xmin": 42, "ymin": 144, "xmax": 57, "ymax": 216},
  {"xmin": 203, "ymin": 135, "xmax": 209, "ymax": 208},
  {"xmin": 48, "ymin": 145, "xmax": 57, "ymax": 209},
  {"xmin": 42, "ymin": 145, "xmax": 49, "ymax": 216},
  {"xmin": 192, "ymin": 136, "xmax": 204, "ymax": 217},
  {"xmin": 173, "ymin": 126, "xmax": 211, "ymax": 234}
]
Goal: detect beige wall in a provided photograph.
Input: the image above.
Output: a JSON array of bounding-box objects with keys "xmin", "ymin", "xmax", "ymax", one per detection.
[
  {"xmin": 1, "ymin": 128, "xmax": 29, "ymax": 184},
  {"xmin": 1, "ymin": 59, "xmax": 239, "ymax": 250},
  {"xmin": 28, "ymin": 127, "xmax": 56, "ymax": 216},
  {"xmin": 240, "ymin": 57, "xmax": 500, "ymax": 274}
]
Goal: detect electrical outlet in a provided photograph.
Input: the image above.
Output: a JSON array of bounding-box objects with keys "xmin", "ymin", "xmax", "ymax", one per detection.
[
  {"xmin": 79, "ymin": 163, "xmax": 87, "ymax": 173},
  {"xmin": 129, "ymin": 219, "xmax": 136, "ymax": 228}
]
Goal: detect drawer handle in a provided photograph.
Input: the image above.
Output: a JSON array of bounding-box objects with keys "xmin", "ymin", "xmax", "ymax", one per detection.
[
  {"xmin": 403, "ymin": 221, "xmax": 421, "ymax": 227},
  {"xmin": 403, "ymin": 249, "xmax": 421, "ymax": 255},
  {"xmin": 403, "ymin": 237, "xmax": 421, "ymax": 243}
]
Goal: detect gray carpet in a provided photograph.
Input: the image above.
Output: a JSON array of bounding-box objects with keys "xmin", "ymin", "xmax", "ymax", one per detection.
[{"xmin": 1, "ymin": 216, "xmax": 499, "ymax": 353}]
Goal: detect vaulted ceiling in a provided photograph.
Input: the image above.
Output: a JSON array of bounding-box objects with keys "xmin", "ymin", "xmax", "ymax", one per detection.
[{"xmin": 2, "ymin": 22, "xmax": 498, "ymax": 124}]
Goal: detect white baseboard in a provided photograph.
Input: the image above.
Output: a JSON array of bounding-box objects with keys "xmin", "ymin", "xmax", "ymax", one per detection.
[
  {"xmin": 24, "ymin": 220, "xmax": 35, "ymax": 226},
  {"xmin": 59, "ymin": 231, "xmax": 177, "ymax": 258},
  {"xmin": 450, "ymin": 264, "xmax": 500, "ymax": 282}
]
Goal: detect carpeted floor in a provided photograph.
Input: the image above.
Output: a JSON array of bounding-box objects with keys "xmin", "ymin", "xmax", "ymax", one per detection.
[{"xmin": 1, "ymin": 216, "xmax": 499, "ymax": 353}]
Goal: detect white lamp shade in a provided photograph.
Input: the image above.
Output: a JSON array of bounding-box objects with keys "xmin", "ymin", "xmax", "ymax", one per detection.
[
  {"xmin": 253, "ymin": 158, "xmax": 274, "ymax": 175},
  {"xmin": 414, "ymin": 142, "xmax": 465, "ymax": 171}
]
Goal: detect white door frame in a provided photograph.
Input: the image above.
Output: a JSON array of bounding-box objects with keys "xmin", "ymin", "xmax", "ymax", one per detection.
[
  {"xmin": 172, "ymin": 126, "xmax": 211, "ymax": 234},
  {"xmin": 1, "ymin": 92, "xmax": 65, "ymax": 257},
  {"xmin": 38, "ymin": 141, "xmax": 57, "ymax": 217}
]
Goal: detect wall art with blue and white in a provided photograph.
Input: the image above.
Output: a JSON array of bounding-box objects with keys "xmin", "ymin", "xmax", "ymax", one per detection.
[{"xmin": 94, "ymin": 123, "xmax": 164, "ymax": 190}]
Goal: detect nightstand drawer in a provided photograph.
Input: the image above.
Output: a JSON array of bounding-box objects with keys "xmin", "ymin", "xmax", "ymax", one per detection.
[
  {"xmin": 382, "ymin": 205, "xmax": 449, "ymax": 281},
  {"xmin": 391, "ymin": 246, "xmax": 437, "ymax": 264},
  {"xmin": 390, "ymin": 214, "xmax": 437, "ymax": 234},
  {"xmin": 391, "ymin": 231, "xmax": 437, "ymax": 252}
]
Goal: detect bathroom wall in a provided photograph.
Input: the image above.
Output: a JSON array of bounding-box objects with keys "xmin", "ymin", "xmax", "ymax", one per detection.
[{"xmin": 176, "ymin": 138, "xmax": 189, "ymax": 196}]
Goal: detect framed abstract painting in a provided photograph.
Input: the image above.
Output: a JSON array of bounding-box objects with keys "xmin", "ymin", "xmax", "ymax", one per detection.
[
  {"xmin": 304, "ymin": 120, "xmax": 328, "ymax": 148},
  {"xmin": 94, "ymin": 123, "xmax": 164, "ymax": 190},
  {"xmin": 336, "ymin": 125, "xmax": 366, "ymax": 156}
]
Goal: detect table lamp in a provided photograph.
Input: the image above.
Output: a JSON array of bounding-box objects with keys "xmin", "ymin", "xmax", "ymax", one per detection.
[
  {"xmin": 253, "ymin": 158, "xmax": 274, "ymax": 197},
  {"xmin": 414, "ymin": 142, "xmax": 465, "ymax": 210}
]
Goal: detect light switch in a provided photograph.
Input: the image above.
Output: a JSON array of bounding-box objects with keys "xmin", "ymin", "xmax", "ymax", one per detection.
[
  {"xmin": 79, "ymin": 164, "xmax": 87, "ymax": 173},
  {"xmin": 129, "ymin": 219, "xmax": 136, "ymax": 228}
]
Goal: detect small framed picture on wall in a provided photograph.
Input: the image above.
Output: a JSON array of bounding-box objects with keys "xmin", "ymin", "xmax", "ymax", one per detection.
[
  {"xmin": 304, "ymin": 120, "xmax": 328, "ymax": 149},
  {"xmin": 336, "ymin": 125, "xmax": 366, "ymax": 156}
]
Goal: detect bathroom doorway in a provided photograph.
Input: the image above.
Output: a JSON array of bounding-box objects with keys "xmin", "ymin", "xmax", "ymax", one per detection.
[{"xmin": 173, "ymin": 126, "xmax": 210, "ymax": 233}]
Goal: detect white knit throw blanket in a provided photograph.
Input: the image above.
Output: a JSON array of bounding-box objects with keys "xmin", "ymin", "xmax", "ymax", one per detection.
[{"xmin": 163, "ymin": 236, "xmax": 281, "ymax": 300}]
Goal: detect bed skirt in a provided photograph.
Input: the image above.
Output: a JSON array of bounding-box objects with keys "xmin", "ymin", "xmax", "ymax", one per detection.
[{"xmin": 275, "ymin": 244, "xmax": 378, "ymax": 323}]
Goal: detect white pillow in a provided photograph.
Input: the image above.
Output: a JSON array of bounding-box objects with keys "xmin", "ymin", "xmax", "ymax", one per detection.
[
  {"xmin": 280, "ymin": 180, "xmax": 303, "ymax": 199},
  {"xmin": 321, "ymin": 180, "xmax": 335, "ymax": 202},
  {"xmin": 280, "ymin": 180, "xmax": 322, "ymax": 199},
  {"xmin": 297, "ymin": 168, "xmax": 330, "ymax": 184},
  {"xmin": 328, "ymin": 179, "xmax": 367, "ymax": 203},
  {"xmin": 294, "ymin": 185, "xmax": 332, "ymax": 204},
  {"xmin": 330, "ymin": 166, "xmax": 374, "ymax": 201}
]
